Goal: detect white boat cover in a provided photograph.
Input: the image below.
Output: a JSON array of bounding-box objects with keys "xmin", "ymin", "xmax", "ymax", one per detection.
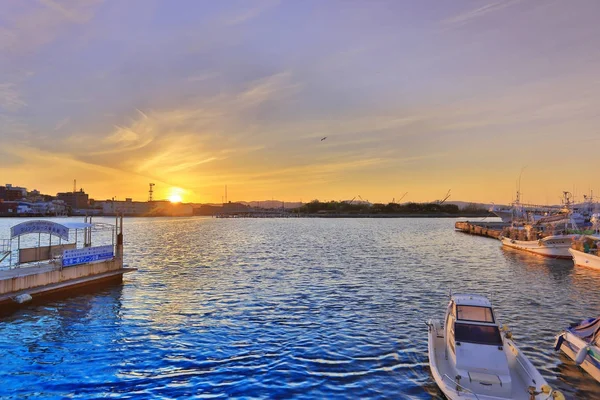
[{"xmin": 568, "ymin": 317, "xmax": 600, "ymax": 346}]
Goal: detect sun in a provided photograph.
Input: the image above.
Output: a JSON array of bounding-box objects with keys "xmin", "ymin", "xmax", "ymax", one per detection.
[{"xmin": 169, "ymin": 194, "xmax": 182, "ymax": 203}]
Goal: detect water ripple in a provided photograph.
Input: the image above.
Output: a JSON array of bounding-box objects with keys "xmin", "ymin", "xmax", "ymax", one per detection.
[{"xmin": 0, "ymin": 217, "xmax": 599, "ymax": 398}]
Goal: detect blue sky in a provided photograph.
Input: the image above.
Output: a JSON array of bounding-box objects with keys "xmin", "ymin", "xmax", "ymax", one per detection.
[{"xmin": 2, "ymin": 0, "xmax": 600, "ymax": 204}]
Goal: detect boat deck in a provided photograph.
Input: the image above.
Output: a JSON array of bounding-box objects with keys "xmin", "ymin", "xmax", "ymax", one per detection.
[{"xmin": 430, "ymin": 328, "xmax": 542, "ymax": 400}]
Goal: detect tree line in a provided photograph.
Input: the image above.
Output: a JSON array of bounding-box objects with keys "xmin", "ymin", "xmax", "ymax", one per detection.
[{"xmin": 296, "ymin": 200, "xmax": 489, "ymax": 215}]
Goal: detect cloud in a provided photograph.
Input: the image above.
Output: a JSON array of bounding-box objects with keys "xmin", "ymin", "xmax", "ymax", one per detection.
[
  {"xmin": 224, "ymin": 0, "xmax": 280, "ymax": 26},
  {"xmin": 235, "ymin": 71, "xmax": 301, "ymax": 108},
  {"xmin": 443, "ymin": 0, "xmax": 521, "ymax": 27},
  {"xmin": 53, "ymin": 117, "xmax": 70, "ymax": 131},
  {"xmin": 0, "ymin": 0, "xmax": 102, "ymax": 54},
  {"xmin": 0, "ymin": 83, "xmax": 26, "ymax": 111}
]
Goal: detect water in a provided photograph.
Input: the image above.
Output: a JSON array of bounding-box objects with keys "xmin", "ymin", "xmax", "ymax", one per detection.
[{"xmin": 0, "ymin": 217, "xmax": 599, "ymax": 399}]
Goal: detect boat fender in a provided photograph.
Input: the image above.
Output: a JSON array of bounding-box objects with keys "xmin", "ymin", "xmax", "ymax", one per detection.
[
  {"xmin": 574, "ymin": 345, "xmax": 589, "ymax": 365},
  {"xmin": 554, "ymin": 335, "xmax": 565, "ymax": 351},
  {"xmin": 14, "ymin": 294, "xmax": 32, "ymax": 304},
  {"xmin": 541, "ymin": 385, "xmax": 552, "ymax": 394},
  {"xmin": 552, "ymin": 391, "xmax": 566, "ymax": 400}
]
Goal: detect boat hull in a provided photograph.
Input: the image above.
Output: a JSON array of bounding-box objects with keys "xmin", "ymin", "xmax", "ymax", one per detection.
[
  {"xmin": 500, "ymin": 236, "xmax": 574, "ymax": 259},
  {"xmin": 569, "ymin": 248, "xmax": 600, "ymax": 271}
]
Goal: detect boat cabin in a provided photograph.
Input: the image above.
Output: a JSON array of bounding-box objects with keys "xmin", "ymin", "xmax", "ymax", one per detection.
[{"xmin": 444, "ymin": 294, "xmax": 511, "ymax": 394}]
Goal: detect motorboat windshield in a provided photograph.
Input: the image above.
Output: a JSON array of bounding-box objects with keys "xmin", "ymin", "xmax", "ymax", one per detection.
[
  {"xmin": 455, "ymin": 322, "xmax": 503, "ymax": 346},
  {"xmin": 456, "ymin": 305, "xmax": 495, "ymax": 323}
]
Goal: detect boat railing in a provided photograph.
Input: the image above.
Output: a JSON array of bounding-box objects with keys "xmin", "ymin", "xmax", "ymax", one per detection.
[
  {"xmin": 441, "ymin": 374, "xmax": 481, "ymax": 399},
  {"xmin": 509, "ymin": 345, "xmax": 540, "ymax": 388}
]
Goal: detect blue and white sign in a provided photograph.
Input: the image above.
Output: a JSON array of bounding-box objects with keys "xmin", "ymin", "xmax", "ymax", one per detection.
[
  {"xmin": 62, "ymin": 245, "xmax": 114, "ymax": 267},
  {"xmin": 11, "ymin": 220, "xmax": 69, "ymax": 241}
]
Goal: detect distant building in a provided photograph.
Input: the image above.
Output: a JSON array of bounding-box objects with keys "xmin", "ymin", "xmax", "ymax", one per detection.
[
  {"xmin": 0, "ymin": 201, "xmax": 18, "ymax": 215},
  {"xmin": 57, "ymin": 189, "xmax": 89, "ymax": 210},
  {"xmin": 96, "ymin": 198, "xmax": 154, "ymax": 216},
  {"xmin": 0, "ymin": 184, "xmax": 27, "ymax": 201},
  {"xmin": 222, "ymin": 202, "xmax": 250, "ymax": 213},
  {"xmin": 150, "ymin": 201, "xmax": 194, "ymax": 216}
]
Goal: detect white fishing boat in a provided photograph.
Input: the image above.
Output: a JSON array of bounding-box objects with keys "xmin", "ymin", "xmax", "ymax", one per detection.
[
  {"xmin": 500, "ymin": 234, "xmax": 577, "ymax": 259},
  {"xmin": 500, "ymin": 192, "xmax": 582, "ymax": 259},
  {"xmin": 427, "ymin": 293, "xmax": 564, "ymax": 400},
  {"xmin": 568, "ymin": 235, "xmax": 600, "ymax": 271},
  {"xmin": 554, "ymin": 317, "xmax": 600, "ymax": 383}
]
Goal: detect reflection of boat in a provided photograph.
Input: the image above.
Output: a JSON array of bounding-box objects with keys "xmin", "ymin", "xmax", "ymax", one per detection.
[
  {"xmin": 554, "ymin": 317, "xmax": 600, "ymax": 383},
  {"xmin": 569, "ymin": 235, "xmax": 600, "ymax": 271},
  {"xmin": 427, "ymin": 293, "xmax": 563, "ymax": 400},
  {"xmin": 0, "ymin": 216, "xmax": 135, "ymax": 309}
]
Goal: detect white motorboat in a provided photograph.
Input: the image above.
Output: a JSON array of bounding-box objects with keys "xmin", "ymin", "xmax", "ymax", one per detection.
[
  {"xmin": 427, "ymin": 293, "xmax": 564, "ymax": 400},
  {"xmin": 554, "ymin": 317, "xmax": 600, "ymax": 383},
  {"xmin": 568, "ymin": 235, "xmax": 600, "ymax": 271},
  {"xmin": 500, "ymin": 234, "xmax": 576, "ymax": 259}
]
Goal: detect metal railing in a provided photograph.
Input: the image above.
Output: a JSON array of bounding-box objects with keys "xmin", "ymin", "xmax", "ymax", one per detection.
[
  {"xmin": 441, "ymin": 374, "xmax": 481, "ymax": 399},
  {"xmin": 0, "ymin": 239, "xmax": 10, "ymax": 263}
]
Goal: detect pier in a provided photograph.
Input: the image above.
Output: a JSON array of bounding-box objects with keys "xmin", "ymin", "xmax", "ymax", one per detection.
[
  {"xmin": 0, "ymin": 217, "xmax": 135, "ymax": 309},
  {"xmin": 454, "ymin": 221, "xmax": 508, "ymax": 239}
]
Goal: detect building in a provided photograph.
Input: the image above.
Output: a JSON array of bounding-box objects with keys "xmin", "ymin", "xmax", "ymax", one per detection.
[
  {"xmin": 0, "ymin": 184, "xmax": 27, "ymax": 201},
  {"xmin": 150, "ymin": 201, "xmax": 194, "ymax": 216},
  {"xmin": 0, "ymin": 201, "xmax": 18, "ymax": 215},
  {"xmin": 57, "ymin": 189, "xmax": 89, "ymax": 210},
  {"xmin": 96, "ymin": 198, "xmax": 154, "ymax": 216}
]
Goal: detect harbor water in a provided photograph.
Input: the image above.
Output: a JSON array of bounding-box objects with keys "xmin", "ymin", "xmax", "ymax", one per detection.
[{"xmin": 0, "ymin": 217, "xmax": 599, "ymax": 399}]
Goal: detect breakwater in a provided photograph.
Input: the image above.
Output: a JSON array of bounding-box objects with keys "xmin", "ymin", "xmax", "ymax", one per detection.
[{"xmin": 454, "ymin": 220, "xmax": 509, "ymax": 239}]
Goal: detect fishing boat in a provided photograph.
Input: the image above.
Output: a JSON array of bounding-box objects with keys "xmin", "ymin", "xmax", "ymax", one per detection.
[
  {"xmin": 499, "ymin": 192, "xmax": 583, "ymax": 259},
  {"xmin": 568, "ymin": 235, "xmax": 600, "ymax": 271},
  {"xmin": 0, "ymin": 216, "xmax": 135, "ymax": 308},
  {"xmin": 427, "ymin": 293, "xmax": 564, "ymax": 400},
  {"xmin": 500, "ymin": 233, "xmax": 577, "ymax": 259},
  {"xmin": 554, "ymin": 317, "xmax": 600, "ymax": 382}
]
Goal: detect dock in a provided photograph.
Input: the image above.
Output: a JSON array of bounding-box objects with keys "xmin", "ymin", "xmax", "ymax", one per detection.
[
  {"xmin": 0, "ymin": 217, "xmax": 135, "ymax": 309},
  {"xmin": 454, "ymin": 221, "xmax": 508, "ymax": 239}
]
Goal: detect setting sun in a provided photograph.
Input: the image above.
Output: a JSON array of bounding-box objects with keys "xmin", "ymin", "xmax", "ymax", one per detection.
[{"xmin": 169, "ymin": 194, "xmax": 182, "ymax": 203}]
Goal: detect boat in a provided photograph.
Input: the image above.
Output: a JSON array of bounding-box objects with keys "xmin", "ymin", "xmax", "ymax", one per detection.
[
  {"xmin": 568, "ymin": 235, "xmax": 600, "ymax": 271},
  {"xmin": 500, "ymin": 232, "xmax": 577, "ymax": 259},
  {"xmin": 499, "ymin": 192, "xmax": 584, "ymax": 259},
  {"xmin": 0, "ymin": 216, "xmax": 135, "ymax": 309},
  {"xmin": 554, "ymin": 317, "xmax": 600, "ymax": 382},
  {"xmin": 427, "ymin": 293, "xmax": 564, "ymax": 400}
]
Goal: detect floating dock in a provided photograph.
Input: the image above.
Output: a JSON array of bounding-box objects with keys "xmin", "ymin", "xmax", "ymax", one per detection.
[
  {"xmin": 454, "ymin": 221, "xmax": 508, "ymax": 239},
  {"xmin": 0, "ymin": 216, "xmax": 135, "ymax": 309}
]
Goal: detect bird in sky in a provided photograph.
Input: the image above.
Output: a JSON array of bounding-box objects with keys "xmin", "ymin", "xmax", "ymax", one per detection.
[{"xmin": 321, "ymin": 136, "xmax": 327, "ymax": 141}]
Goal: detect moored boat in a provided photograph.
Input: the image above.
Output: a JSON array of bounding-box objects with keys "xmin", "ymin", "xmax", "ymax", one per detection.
[
  {"xmin": 427, "ymin": 293, "xmax": 564, "ymax": 400},
  {"xmin": 568, "ymin": 235, "xmax": 600, "ymax": 271},
  {"xmin": 500, "ymin": 234, "xmax": 577, "ymax": 259},
  {"xmin": 554, "ymin": 317, "xmax": 600, "ymax": 383}
]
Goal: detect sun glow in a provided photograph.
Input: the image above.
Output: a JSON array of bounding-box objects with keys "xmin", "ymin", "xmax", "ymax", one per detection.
[{"xmin": 169, "ymin": 194, "xmax": 182, "ymax": 203}]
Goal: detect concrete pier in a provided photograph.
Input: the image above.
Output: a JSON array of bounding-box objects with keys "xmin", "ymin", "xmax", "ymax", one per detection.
[{"xmin": 455, "ymin": 221, "xmax": 508, "ymax": 239}]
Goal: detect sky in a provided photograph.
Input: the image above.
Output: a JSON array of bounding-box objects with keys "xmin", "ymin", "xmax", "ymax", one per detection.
[{"xmin": 1, "ymin": 0, "xmax": 600, "ymax": 205}]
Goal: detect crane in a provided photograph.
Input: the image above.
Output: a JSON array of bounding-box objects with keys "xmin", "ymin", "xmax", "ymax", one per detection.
[
  {"xmin": 437, "ymin": 189, "xmax": 451, "ymax": 205},
  {"xmin": 397, "ymin": 192, "xmax": 408, "ymax": 203}
]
